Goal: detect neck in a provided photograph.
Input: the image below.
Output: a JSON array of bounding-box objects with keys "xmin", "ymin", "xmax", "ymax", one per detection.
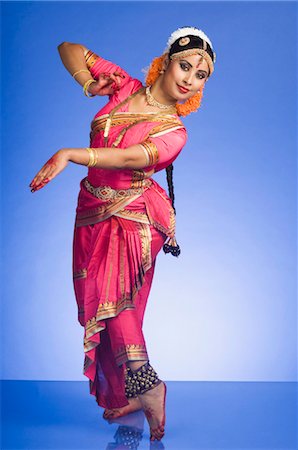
[{"xmin": 150, "ymin": 77, "xmax": 176, "ymax": 106}]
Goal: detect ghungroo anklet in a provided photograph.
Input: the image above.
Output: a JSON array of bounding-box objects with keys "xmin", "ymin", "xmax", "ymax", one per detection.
[
  {"xmin": 127, "ymin": 361, "xmax": 161, "ymax": 397},
  {"xmin": 125, "ymin": 366, "xmax": 138, "ymax": 399}
]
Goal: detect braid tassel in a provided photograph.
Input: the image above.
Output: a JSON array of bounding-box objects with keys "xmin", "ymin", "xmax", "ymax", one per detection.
[
  {"xmin": 163, "ymin": 236, "xmax": 181, "ymax": 257},
  {"xmin": 163, "ymin": 164, "xmax": 181, "ymax": 257}
]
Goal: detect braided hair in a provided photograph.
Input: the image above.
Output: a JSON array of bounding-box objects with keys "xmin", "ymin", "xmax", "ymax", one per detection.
[
  {"xmin": 162, "ymin": 163, "xmax": 181, "ymax": 256},
  {"xmin": 166, "ymin": 164, "xmax": 176, "ymax": 214}
]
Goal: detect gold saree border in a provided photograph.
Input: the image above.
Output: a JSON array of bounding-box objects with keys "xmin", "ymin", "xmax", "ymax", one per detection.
[
  {"xmin": 150, "ymin": 125, "xmax": 185, "ymax": 138},
  {"xmin": 90, "ymin": 112, "xmax": 184, "ymax": 144},
  {"xmin": 115, "ymin": 344, "xmax": 148, "ymax": 366},
  {"xmin": 83, "ymin": 221, "xmax": 152, "ymax": 356},
  {"xmin": 114, "ymin": 209, "xmax": 150, "ymax": 224},
  {"xmin": 138, "ymin": 222, "xmax": 152, "ymax": 274},
  {"xmin": 75, "ymin": 178, "xmax": 153, "ymax": 227},
  {"xmin": 75, "ymin": 193, "xmax": 143, "ymax": 227},
  {"xmin": 149, "ymin": 122, "xmax": 185, "ymax": 137},
  {"xmin": 73, "ymin": 268, "xmax": 87, "ymax": 280},
  {"xmin": 131, "ymin": 170, "xmax": 146, "ymax": 188}
]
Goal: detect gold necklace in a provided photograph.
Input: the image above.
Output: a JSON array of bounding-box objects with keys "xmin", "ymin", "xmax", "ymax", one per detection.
[{"xmin": 145, "ymin": 86, "xmax": 176, "ymax": 111}]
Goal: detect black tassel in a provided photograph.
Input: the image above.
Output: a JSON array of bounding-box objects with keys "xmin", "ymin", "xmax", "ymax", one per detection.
[{"xmin": 163, "ymin": 237, "xmax": 181, "ymax": 257}]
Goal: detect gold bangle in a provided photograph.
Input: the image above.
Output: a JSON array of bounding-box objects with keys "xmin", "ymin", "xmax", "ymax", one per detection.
[
  {"xmin": 90, "ymin": 148, "xmax": 98, "ymax": 167},
  {"xmin": 139, "ymin": 140, "xmax": 159, "ymax": 166},
  {"xmin": 86, "ymin": 147, "xmax": 94, "ymax": 167},
  {"xmin": 85, "ymin": 148, "xmax": 98, "ymax": 167},
  {"xmin": 72, "ymin": 69, "xmax": 91, "ymax": 79},
  {"xmin": 83, "ymin": 79, "xmax": 96, "ymax": 97},
  {"xmin": 83, "ymin": 79, "xmax": 97, "ymax": 97}
]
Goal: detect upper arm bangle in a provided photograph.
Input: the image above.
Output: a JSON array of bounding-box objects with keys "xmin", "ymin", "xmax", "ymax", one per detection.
[
  {"xmin": 72, "ymin": 69, "xmax": 91, "ymax": 79},
  {"xmin": 139, "ymin": 140, "xmax": 159, "ymax": 166},
  {"xmin": 85, "ymin": 147, "xmax": 98, "ymax": 167}
]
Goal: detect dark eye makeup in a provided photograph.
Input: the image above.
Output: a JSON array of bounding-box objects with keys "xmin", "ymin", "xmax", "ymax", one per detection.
[{"xmin": 179, "ymin": 62, "xmax": 206, "ymax": 79}]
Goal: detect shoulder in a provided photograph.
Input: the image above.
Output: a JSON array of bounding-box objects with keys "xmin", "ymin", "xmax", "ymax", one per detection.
[{"xmin": 149, "ymin": 118, "xmax": 187, "ymax": 143}]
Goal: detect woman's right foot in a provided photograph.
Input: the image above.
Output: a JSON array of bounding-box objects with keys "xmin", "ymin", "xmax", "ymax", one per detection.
[{"xmin": 103, "ymin": 396, "xmax": 142, "ymax": 420}]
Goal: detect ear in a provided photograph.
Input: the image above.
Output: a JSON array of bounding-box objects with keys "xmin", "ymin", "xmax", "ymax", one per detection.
[{"xmin": 162, "ymin": 54, "xmax": 170, "ymax": 71}]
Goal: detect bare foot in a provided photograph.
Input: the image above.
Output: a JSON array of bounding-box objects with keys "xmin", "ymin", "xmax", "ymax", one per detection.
[
  {"xmin": 138, "ymin": 381, "xmax": 167, "ymax": 441},
  {"xmin": 103, "ymin": 396, "xmax": 142, "ymax": 420}
]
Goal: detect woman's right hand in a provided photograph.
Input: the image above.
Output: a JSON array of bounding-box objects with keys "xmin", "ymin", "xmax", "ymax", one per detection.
[
  {"xmin": 88, "ymin": 71, "xmax": 126, "ymax": 96},
  {"xmin": 29, "ymin": 149, "xmax": 70, "ymax": 193}
]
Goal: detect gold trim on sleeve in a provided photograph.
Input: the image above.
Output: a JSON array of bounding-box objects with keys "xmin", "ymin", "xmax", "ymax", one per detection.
[{"xmin": 85, "ymin": 50, "xmax": 100, "ymax": 70}]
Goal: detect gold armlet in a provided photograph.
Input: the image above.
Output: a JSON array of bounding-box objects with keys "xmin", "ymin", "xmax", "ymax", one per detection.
[
  {"xmin": 85, "ymin": 148, "xmax": 98, "ymax": 167},
  {"xmin": 84, "ymin": 49, "xmax": 100, "ymax": 70},
  {"xmin": 139, "ymin": 140, "xmax": 159, "ymax": 166},
  {"xmin": 72, "ymin": 69, "xmax": 91, "ymax": 79}
]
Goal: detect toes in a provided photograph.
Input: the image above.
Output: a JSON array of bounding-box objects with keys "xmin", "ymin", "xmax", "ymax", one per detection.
[
  {"xmin": 103, "ymin": 409, "xmax": 118, "ymax": 419},
  {"xmin": 150, "ymin": 428, "xmax": 164, "ymax": 441}
]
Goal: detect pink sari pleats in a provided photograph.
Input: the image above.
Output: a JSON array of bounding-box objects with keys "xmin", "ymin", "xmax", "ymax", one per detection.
[{"xmin": 72, "ymin": 214, "xmax": 165, "ymax": 408}]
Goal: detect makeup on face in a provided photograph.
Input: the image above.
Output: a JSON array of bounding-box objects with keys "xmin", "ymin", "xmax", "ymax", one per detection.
[{"xmin": 179, "ymin": 59, "xmax": 209, "ymax": 79}]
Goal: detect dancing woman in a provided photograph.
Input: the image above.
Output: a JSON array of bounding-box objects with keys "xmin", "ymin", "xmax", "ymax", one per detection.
[{"xmin": 29, "ymin": 26, "xmax": 216, "ymax": 441}]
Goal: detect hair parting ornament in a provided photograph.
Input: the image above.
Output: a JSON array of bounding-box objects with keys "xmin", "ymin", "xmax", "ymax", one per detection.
[{"xmin": 144, "ymin": 26, "xmax": 216, "ymax": 117}]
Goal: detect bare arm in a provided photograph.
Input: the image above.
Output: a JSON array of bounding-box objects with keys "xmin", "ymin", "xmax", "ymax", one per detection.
[
  {"xmin": 57, "ymin": 42, "xmax": 124, "ymax": 95},
  {"xmin": 66, "ymin": 145, "xmax": 149, "ymax": 170},
  {"xmin": 29, "ymin": 145, "xmax": 153, "ymax": 192},
  {"xmin": 58, "ymin": 42, "xmax": 91, "ymax": 86}
]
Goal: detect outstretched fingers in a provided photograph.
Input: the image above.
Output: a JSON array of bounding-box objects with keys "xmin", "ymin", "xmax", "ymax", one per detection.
[{"xmin": 29, "ymin": 150, "xmax": 69, "ymax": 193}]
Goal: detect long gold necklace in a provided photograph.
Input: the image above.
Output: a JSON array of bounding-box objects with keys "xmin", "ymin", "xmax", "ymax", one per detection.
[{"xmin": 145, "ymin": 86, "xmax": 176, "ymax": 111}]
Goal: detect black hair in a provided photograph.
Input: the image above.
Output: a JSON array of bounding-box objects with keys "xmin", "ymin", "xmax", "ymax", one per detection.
[{"xmin": 166, "ymin": 164, "xmax": 176, "ymax": 214}]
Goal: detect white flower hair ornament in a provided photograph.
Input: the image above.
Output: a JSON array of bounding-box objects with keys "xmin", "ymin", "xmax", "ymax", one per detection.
[{"xmin": 164, "ymin": 26, "xmax": 213, "ymax": 51}]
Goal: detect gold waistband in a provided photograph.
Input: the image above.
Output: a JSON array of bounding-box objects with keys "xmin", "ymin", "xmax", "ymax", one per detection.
[{"xmin": 83, "ymin": 177, "xmax": 151, "ymax": 201}]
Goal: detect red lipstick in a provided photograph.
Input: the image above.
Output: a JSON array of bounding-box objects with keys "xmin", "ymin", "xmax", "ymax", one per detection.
[{"xmin": 177, "ymin": 84, "xmax": 190, "ymax": 94}]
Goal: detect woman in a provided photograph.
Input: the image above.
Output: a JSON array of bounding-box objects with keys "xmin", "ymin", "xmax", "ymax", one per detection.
[{"xmin": 29, "ymin": 26, "xmax": 216, "ymax": 441}]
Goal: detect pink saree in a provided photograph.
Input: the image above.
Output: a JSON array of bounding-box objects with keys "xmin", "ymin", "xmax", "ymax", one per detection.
[{"xmin": 72, "ymin": 53, "xmax": 187, "ymax": 409}]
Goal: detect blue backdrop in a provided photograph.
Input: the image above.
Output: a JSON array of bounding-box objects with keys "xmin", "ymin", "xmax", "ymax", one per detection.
[{"xmin": 1, "ymin": 1, "xmax": 297, "ymax": 382}]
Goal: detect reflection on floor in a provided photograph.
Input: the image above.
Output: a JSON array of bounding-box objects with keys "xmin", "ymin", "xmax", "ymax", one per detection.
[{"xmin": 1, "ymin": 380, "xmax": 297, "ymax": 449}]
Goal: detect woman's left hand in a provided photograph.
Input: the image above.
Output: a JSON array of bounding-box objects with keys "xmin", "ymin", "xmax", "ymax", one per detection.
[{"xmin": 29, "ymin": 149, "xmax": 70, "ymax": 192}]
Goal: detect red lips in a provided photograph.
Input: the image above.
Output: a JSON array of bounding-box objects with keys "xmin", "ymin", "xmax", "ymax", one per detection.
[{"xmin": 177, "ymin": 85, "xmax": 190, "ymax": 94}]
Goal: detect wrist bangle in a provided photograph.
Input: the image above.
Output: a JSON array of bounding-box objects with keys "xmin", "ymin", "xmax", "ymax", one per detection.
[
  {"xmin": 72, "ymin": 69, "xmax": 91, "ymax": 79},
  {"xmin": 83, "ymin": 79, "xmax": 97, "ymax": 97},
  {"xmin": 85, "ymin": 147, "xmax": 98, "ymax": 167}
]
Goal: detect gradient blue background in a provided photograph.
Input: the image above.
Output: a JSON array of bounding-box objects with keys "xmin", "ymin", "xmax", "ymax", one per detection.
[{"xmin": 1, "ymin": 1, "xmax": 297, "ymax": 382}]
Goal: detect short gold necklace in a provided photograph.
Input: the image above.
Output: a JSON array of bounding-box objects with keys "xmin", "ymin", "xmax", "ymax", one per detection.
[{"xmin": 145, "ymin": 86, "xmax": 176, "ymax": 111}]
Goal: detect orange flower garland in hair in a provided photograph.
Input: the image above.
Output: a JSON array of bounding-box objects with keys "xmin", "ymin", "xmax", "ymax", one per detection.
[{"xmin": 144, "ymin": 54, "xmax": 204, "ymax": 117}]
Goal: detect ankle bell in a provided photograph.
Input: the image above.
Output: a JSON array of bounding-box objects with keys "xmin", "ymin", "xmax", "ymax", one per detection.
[
  {"xmin": 130, "ymin": 361, "xmax": 161, "ymax": 395},
  {"xmin": 124, "ymin": 366, "xmax": 138, "ymax": 398}
]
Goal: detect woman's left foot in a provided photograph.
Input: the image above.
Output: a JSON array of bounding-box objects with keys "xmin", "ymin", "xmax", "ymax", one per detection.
[
  {"xmin": 103, "ymin": 396, "xmax": 142, "ymax": 420},
  {"xmin": 138, "ymin": 381, "xmax": 167, "ymax": 441}
]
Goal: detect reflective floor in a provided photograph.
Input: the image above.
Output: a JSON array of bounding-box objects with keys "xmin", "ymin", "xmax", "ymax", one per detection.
[{"xmin": 1, "ymin": 380, "xmax": 297, "ymax": 450}]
